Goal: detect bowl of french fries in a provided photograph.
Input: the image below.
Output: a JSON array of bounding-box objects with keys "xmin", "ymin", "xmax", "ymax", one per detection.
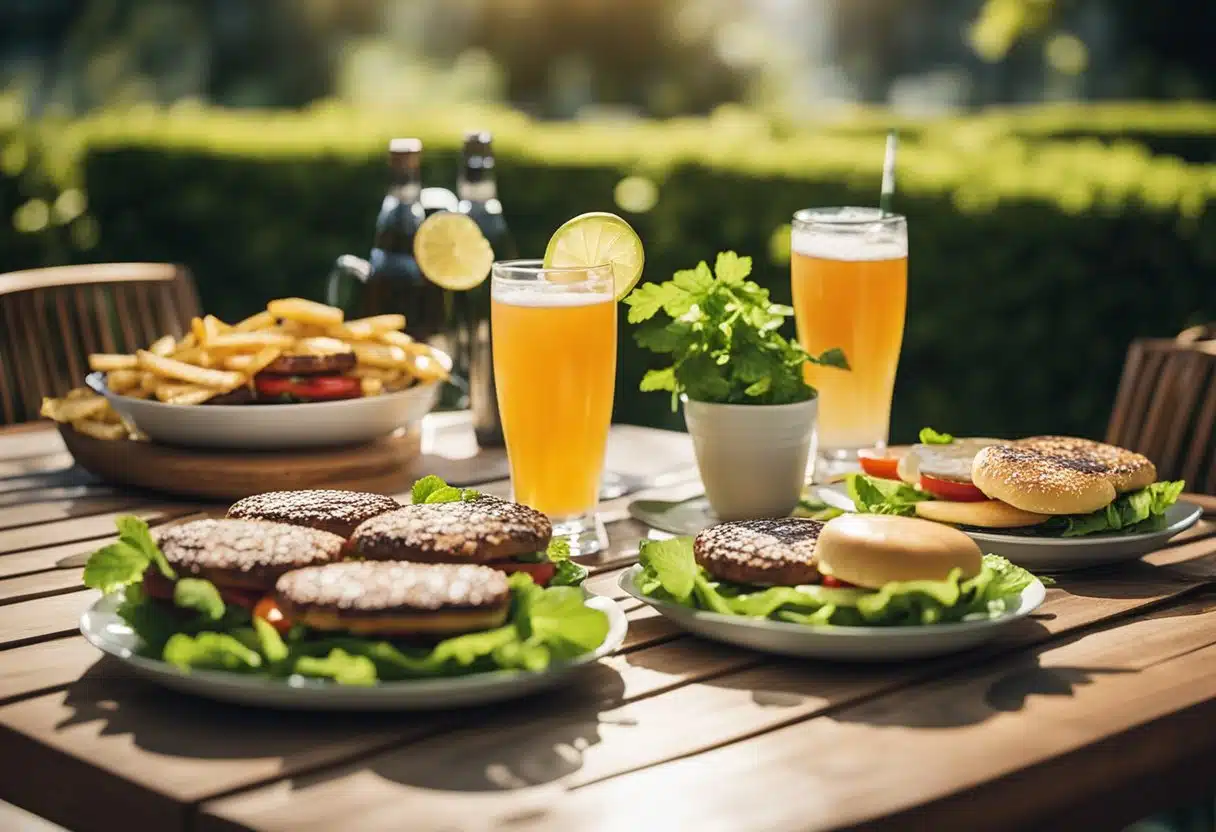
[{"xmin": 43, "ymin": 297, "xmax": 450, "ymax": 450}]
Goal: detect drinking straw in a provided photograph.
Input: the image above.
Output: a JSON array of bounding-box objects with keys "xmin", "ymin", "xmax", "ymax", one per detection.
[{"xmin": 879, "ymin": 129, "xmax": 898, "ymax": 216}]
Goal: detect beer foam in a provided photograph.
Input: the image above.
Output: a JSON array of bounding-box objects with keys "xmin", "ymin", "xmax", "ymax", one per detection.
[
  {"xmin": 492, "ymin": 288, "xmax": 614, "ymax": 307},
  {"xmin": 792, "ymin": 229, "xmax": 907, "ymax": 261}
]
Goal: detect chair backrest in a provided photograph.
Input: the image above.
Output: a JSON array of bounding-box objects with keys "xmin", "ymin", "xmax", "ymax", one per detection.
[
  {"xmin": 0, "ymin": 263, "xmax": 201, "ymax": 424},
  {"xmin": 1106, "ymin": 325, "xmax": 1216, "ymax": 495}
]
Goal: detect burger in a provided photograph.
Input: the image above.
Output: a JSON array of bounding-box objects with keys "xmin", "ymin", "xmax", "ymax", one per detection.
[
  {"xmin": 138, "ymin": 517, "xmax": 346, "ymax": 618},
  {"xmin": 637, "ymin": 514, "xmax": 1038, "ymax": 626},
  {"xmin": 251, "ymin": 337, "xmax": 361, "ymax": 403},
  {"xmin": 83, "ymin": 506, "xmax": 612, "ymax": 684},
  {"xmin": 348, "ymin": 493, "xmax": 587, "ymax": 587},
  {"xmin": 848, "ymin": 428, "xmax": 1184, "ymax": 536},
  {"xmin": 227, "ymin": 489, "xmax": 401, "ymax": 538}
]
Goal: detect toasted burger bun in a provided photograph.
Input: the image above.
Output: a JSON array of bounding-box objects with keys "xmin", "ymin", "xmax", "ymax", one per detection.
[
  {"xmin": 228, "ymin": 489, "xmax": 400, "ymax": 538},
  {"xmin": 693, "ymin": 518, "xmax": 824, "ymax": 586},
  {"xmin": 915, "ymin": 499, "xmax": 1051, "ymax": 529},
  {"xmin": 350, "ymin": 496, "xmax": 552, "ymax": 563},
  {"xmin": 275, "ymin": 561, "xmax": 511, "ymax": 637},
  {"xmin": 816, "ymin": 514, "xmax": 982, "ymax": 589},
  {"xmin": 972, "ymin": 444, "xmax": 1117, "ymax": 515},
  {"xmin": 154, "ymin": 518, "xmax": 347, "ymax": 591},
  {"xmin": 1016, "ymin": 436, "xmax": 1156, "ymax": 493}
]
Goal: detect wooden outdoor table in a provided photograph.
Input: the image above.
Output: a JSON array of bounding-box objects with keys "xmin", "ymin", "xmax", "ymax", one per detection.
[{"xmin": 2, "ymin": 415, "xmax": 1215, "ymax": 832}]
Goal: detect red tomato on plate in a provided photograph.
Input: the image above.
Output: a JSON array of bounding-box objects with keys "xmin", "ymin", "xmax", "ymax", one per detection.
[
  {"xmin": 253, "ymin": 596, "xmax": 293, "ymax": 635},
  {"xmin": 254, "ymin": 374, "xmax": 362, "ymax": 402},
  {"xmin": 491, "ymin": 561, "xmax": 557, "ymax": 587},
  {"xmin": 919, "ymin": 475, "xmax": 988, "ymax": 502},
  {"xmin": 858, "ymin": 449, "xmax": 904, "ymax": 480}
]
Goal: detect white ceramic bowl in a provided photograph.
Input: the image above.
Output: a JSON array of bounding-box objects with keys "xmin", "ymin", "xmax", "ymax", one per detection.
[{"xmin": 86, "ymin": 351, "xmax": 447, "ymax": 450}]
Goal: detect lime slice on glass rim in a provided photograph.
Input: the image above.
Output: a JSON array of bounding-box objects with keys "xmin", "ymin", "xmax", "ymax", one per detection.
[
  {"xmin": 414, "ymin": 212, "xmax": 494, "ymax": 291},
  {"xmin": 543, "ymin": 212, "xmax": 644, "ymax": 300}
]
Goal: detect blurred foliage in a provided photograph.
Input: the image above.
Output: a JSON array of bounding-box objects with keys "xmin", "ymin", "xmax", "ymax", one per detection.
[{"xmin": 2, "ymin": 97, "xmax": 1214, "ymax": 440}]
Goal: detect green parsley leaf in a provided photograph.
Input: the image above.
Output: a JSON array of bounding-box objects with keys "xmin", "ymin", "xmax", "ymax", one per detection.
[
  {"xmin": 83, "ymin": 541, "xmax": 150, "ymax": 594},
  {"xmin": 410, "ymin": 474, "xmax": 447, "ymax": 504},
  {"xmin": 172, "ymin": 578, "xmax": 225, "ymax": 622},
  {"xmin": 423, "ymin": 485, "xmax": 464, "ymax": 504},
  {"xmin": 626, "ymin": 250, "xmax": 846, "ymax": 407},
  {"xmin": 919, "ymin": 427, "xmax": 954, "ymax": 444}
]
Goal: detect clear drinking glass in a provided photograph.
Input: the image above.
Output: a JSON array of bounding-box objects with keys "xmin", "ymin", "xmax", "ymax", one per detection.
[
  {"xmin": 790, "ymin": 208, "xmax": 908, "ymax": 479},
  {"xmin": 491, "ymin": 260, "xmax": 617, "ymax": 554}
]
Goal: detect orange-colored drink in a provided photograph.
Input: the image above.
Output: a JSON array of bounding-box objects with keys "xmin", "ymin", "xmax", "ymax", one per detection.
[
  {"xmin": 491, "ymin": 270, "xmax": 616, "ymax": 520},
  {"xmin": 791, "ymin": 209, "xmax": 908, "ymax": 455}
]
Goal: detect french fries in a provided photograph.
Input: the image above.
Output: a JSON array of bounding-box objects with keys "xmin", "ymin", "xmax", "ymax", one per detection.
[
  {"xmin": 206, "ymin": 332, "xmax": 295, "ymax": 352},
  {"xmin": 341, "ymin": 314, "xmax": 407, "ymax": 340},
  {"xmin": 268, "ymin": 297, "xmax": 344, "ymax": 328},
  {"xmin": 105, "ymin": 368, "xmax": 141, "ymax": 394},
  {"xmin": 71, "ymin": 418, "xmax": 128, "ymax": 441},
  {"xmin": 148, "ymin": 334, "xmax": 177, "ymax": 357},
  {"xmin": 137, "ymin": 351, "xmax": 244, "ymax": 390},
  {"xmin": 73, "ymin": 296, "xmax": 446, "ymax": 421},
  {"xmin": 88, "ymin": 354, "xmax": 138, "ymax": 372}
]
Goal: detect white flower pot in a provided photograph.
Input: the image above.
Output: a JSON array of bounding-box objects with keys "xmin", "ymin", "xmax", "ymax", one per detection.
[{"xmin": 682, "ymin": 396, "xmax": 818, "ymax": 522}]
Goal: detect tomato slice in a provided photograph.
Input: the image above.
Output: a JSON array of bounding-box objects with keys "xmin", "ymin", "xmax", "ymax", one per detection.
[
  {"xmin": 919, "ymin": 474, "xmax": 988, "ymax": 502},
  {"xmin": 492, "ymin": 561, "xmax": 557, "ymax": 587},
  {"xmin": 858, "ymin": 449, "xmax": 903, "ymax": 480},
  {"xmin": 821, "ymin": 575, "xmax": 855, "ymax": 588},
  {"xmin": 254, "ymin": 374, "xmax": 362, "ymax": 402},
  {"xmin": 253, "ymin": 596, "xmax": 293, "ymax": 635}
]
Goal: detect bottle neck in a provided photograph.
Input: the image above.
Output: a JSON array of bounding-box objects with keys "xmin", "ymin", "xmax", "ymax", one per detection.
[
  {"xmin": 388, "ymin": 182, "xmax": 421, "ymax": 203},
  {"xmin": 458, "ymin": 177, "xmax": 497, "ymax": 202}
]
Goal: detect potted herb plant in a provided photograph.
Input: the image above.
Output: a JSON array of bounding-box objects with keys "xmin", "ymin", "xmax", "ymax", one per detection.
[{"xmin": 625, "ymin": 251, "xmax": 847, "ymax": 520}]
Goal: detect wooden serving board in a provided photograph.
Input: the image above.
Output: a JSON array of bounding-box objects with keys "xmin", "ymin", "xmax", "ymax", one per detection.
[{"xmin": 57, "ymin": 424, "xmax": 423, "ymax": 500}]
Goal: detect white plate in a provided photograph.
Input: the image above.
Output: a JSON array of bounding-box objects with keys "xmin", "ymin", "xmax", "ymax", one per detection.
[
  {"xmin": 620, "ymin": 565, "xmax": 1046, "ymax": 662},
  {"xmin": 86, "ymin": 354, "xmax": 447, "ymax": 450},
  {"xmin": 814, "ymin": 483, "xmax": 1203, "ymax": 573},
  {"xmin": 79, "ymin": 593, "xmax": 628, "ymax": 711},
  {"xmin": 963, "ymin": 502, "xmax": 1203, "ymax": 572}
]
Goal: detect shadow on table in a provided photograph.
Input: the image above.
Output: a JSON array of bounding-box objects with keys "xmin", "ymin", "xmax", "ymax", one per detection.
[
  {"xmin": 329, "ymin": 664, "xmax": 628, "ymax": 793},
  {"xmin": 1050, "ymin": 559, "xmax": 1211, "ymax": 600}
]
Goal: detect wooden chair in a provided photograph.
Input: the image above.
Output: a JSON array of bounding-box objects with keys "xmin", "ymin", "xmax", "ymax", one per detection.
[
  {"xmin": 1106, "ymin": 325, "xmax": 1216, "ymax": 495},
  {"xmin": 0, "ymin": 263, "xmax": 200, "ymax": 424}
]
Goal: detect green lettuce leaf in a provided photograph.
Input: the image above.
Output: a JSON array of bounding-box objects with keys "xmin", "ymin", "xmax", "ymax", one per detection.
[
  {"xmin": 638, "ymin": 537, "xmax": 698, "ymax": 603},
  {"xmin": 845, "ymin": 473, "xmax": 931, "ymax": 516},
  {"xmin": 172, "ymin": 578, "xmax": 225, "ymax": 621},
  {"xmin": 293, "ymin": 648, "xmax": 378, "ymax": 685},
  {"xmin": 116, "ymin": 585, "xmax": 183, "ymax": 654},
  {"xmin": 253, "ymin": 617, "xmax": 289, "ymax": 664},
  {"xmin": 116, "ymin": 515, "xmax": 175, "ymax": 580},
  {"xmin": 163, "ymin": 632, "xmax": 262, "ymax": 673},
  {"xmin": 919, "ymin": 427, "xmax": 954, "ymax": 444},
  {"xmin": 83, "ymin": 541, "xmax": 150, "ymax": 594},
  {"xmin": 1036, "ymin": 480, "xmax": 1184, "ymax": 537},
  {"xmin": 636, "ymin": 538, "xmax": 1040, "ymax": 627},
  {"xmin": 525, "ymin": 584, "xmax": 611, "ymax": 659},
  {"xmin": 550, "ymin": 558, "xmax": 589, "ymax": 587}
]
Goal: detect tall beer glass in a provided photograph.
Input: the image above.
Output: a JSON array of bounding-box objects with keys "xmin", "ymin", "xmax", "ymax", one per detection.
[
  {"xmin": 491, "ymin": 260, "xmax": 616, "ymax": 553},
  {"xmin": 791, "ymin": 208, "xmax": 907, "ymax": 474}
]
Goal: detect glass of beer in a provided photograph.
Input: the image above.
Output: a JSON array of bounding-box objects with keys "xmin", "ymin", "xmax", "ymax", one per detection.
[
  {"xmin": 491, "ymin": 260, "xmax": 617, "ymax": 554},
  {"xmin": 791, "ymin": 208, "xmax": 908, "ymax": 477}
]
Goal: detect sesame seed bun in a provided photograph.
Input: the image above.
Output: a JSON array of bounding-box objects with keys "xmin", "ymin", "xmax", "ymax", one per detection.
[
  {"xmin": 816, "ymin": 515, "xmax": 983, "ymax": 590},
  {"xmin": 972, "ymin": 444, "xmax": 1117, "ymax": 515},
  {"xmin": 349, "ymin": 496, "xmax": 552, "ymax": 563},
  {"xmin": 227, "ymin": 490, "xmax": 401, "ymax": 538},
  {"xmin": 154, "ymin": 518, "xmax": 346, "ymax": 591},
  {"xmin": 1015, "ymin": 436, "xmax": 1156, "ymax": 493},
  {"xmin": 275, "ymin": 561, "xmax": 510, "ymax": 636},
  {"xmin": 914, "ymin": 498, "xmax": 1052, "ymax": 529},
  {"xmin": 693, "ymin": 518, "xmax": 824, "ymax": 586}
]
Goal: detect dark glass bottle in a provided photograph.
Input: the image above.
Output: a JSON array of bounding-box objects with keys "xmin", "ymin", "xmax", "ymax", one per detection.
[
  {"xmin": 327, "ymin": 138, "xmax": 447, "ymax": 342},
  {"xmin": 456, "ymin": 131, "xmax": 517, "ymax": 447}
]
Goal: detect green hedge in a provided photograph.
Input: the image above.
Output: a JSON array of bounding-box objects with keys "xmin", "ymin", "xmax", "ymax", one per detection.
[{"xmin": 5, "ymin": 102, "xmax": 1216, "ymax": 441}]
